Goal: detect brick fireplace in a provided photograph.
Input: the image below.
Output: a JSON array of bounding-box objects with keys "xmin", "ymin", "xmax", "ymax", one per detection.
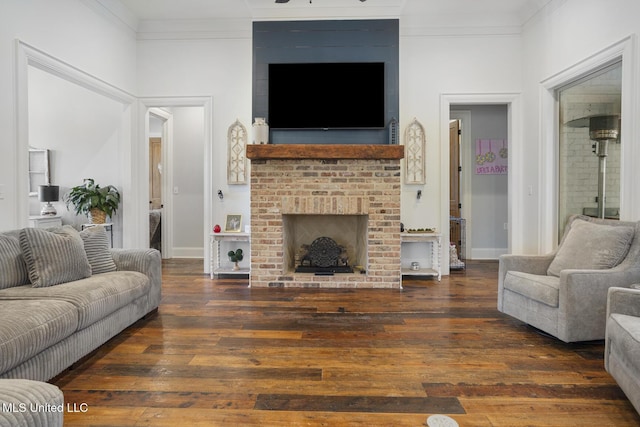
[{"xmin": 246, "ymin": 144, "xmax": 404, "ymax": 288}]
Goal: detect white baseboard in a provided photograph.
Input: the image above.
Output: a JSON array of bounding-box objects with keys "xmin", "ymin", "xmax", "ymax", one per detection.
[
  {"xmin": 470, "ymin": 248, "xmax": 507, "ymax": 260},
  {"xmin": 171, "ymin": 247, "xmax": 204, "ymax": 258}
]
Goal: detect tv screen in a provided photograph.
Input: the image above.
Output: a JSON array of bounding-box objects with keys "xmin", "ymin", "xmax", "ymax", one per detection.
[{"xmin": 268, "ymin": 62, "xmax": 385, "ymax": 129}]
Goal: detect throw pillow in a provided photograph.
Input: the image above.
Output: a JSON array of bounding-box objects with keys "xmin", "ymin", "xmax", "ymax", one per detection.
[
  {"xmin": 19, "ymin": 226, "xmax": 92, "ymax": 287},
  {"xmin": 80, "ymin": 226, "xmax": 116, "ymax": 274},
  {"xmin": 547, "ymin": 219, "xmax": 634, "ymax": 277},
  {"xmin": 0, "ymin": 234, "xmax": 30, "ymax": 289}
]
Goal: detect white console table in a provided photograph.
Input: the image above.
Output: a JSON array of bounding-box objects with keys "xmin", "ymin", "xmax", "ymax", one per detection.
[
  {"xmin": 28, "ymin": 215, "xmax": 62, "ymax": 229},
  {"xmin": 209, "ymin": 232, "xmax": 251, "ymax": 279},
  {"xmin": 401, "ymin": 232, "xmax": 442, "ymax": 281}
]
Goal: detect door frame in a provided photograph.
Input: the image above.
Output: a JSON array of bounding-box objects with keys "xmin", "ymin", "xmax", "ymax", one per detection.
[
  {"xmin": 539, "ymin": 35, "xmax": 637, "ymax": 253},
  {"xmin": 139, "ymin": 97, "xmax": 213, "ymax": 270},
  {"xmin": 440, "ymin": 93, "xmax": 523, "ymax": 263}
]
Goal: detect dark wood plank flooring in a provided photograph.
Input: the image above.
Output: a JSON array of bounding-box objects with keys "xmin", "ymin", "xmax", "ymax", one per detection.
[{"xmin": 52, "ymin": 259, "xmax": 640, "ymax": 426}]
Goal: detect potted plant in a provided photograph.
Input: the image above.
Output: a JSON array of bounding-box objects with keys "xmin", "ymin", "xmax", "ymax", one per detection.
[
  {"xmin": 228, "ymin": 249, "xmax": 244, "ymax": 271},
  {"xmin": 65, "ymin": 178, "xmax": 121, "ymax": 224}
]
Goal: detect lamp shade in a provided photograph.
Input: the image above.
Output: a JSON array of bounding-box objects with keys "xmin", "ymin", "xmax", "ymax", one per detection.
[{"xmin": 38, "ymin": 185, "xmax": 59, "ymax": 203}]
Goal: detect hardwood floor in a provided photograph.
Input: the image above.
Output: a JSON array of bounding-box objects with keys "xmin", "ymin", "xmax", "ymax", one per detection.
[{"xmin": 53, "ymin": 259, "xmax": 640, "ymax": 426}]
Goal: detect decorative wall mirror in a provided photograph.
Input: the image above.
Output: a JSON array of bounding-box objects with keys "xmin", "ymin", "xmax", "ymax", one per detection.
[{"xmin": 28, "ymin": 148, "xmax": 50, "ymax": 196}]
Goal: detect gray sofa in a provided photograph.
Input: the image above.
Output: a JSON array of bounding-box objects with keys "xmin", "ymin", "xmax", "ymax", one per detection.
[
  {"xmin": 605, "ymin": 286, "xmax": 640, "ymax": 415},
  {"xmin": 498, "ymin": 215, "xmax": 640, "ymax": 342},
  {"xmin": 0, "ymin": 225, "xmax": 161, "ymax": 426}
]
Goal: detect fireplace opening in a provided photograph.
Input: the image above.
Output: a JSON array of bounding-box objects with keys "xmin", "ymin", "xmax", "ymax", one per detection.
[{"xmin": 283, "ymin": 214, "xmax": 368, "ymax": 275}]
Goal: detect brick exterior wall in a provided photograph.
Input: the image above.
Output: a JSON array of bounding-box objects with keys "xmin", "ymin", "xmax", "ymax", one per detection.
[{"xmin": 250, "ymin": 158, "xmax": 402, "ymax": 288}]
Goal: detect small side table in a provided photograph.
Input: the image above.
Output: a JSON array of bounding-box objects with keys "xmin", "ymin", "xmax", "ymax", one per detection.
[
  {"xmin": 400, "ymin": 232, "xmax": 442, "ymax": 282},
  {"xmin": 81, "ymin": 223, "xmax": 113, "ymax": 248},
  {"xmin": 210, "ymin": 232, "xmax": 251, "ymax": 279}
]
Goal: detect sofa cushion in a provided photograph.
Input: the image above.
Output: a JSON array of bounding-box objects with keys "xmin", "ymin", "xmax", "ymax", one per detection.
[
  {"xmin": 608, "ymin": 313, "xmax": 640, "ymax": 373},
  {"xmin": 19, "ymin": 226, "xmax": 92, "ymax": 287},
  {"xmin": 0, "ymin": 379, "xmax": 64, "ymax": 427},
  {"xmin": 80, "ymin": 226, "xmax": 116, "ymax": 274},
  {"xmin": 504, "ymin": 271, "xmax": 560, "ymax": 307},
  {"xmin": 0, "ymin": 233, "xmax": 29, "ymax": 290},
  {"xmin": 547, "ymin": 219, "xmax": 634, "ymax": 277},
  {"xmin": 0, "ymin": 299, "xmax": 78, "ymax": 374},
  {"xmin": 0, "ymin": 271, "xmax": 149, "ymax": 329}
]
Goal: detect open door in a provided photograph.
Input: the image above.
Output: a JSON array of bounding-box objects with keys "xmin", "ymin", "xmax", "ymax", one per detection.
[
  {"xmin": 449, "ymin": 120, "xmax": 462, "ymax": 260},
  {"xmin": 149, "ymin": 137, "xmax": 162, "ymax": 210}
]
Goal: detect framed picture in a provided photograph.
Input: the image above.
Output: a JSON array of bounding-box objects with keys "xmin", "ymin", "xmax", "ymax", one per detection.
[{"xmin": 225, "ymin": 214, "xmax": 242, "ymax": 232}]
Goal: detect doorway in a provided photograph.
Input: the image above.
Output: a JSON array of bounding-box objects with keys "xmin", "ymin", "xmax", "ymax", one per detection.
[
  {"xmin": 139, "ymin": 97, "xmax": 213, "ymax": 272},
  {"xmin": 450, "ymin": 104, "xmax": 509, "ymax": 260},
  {"xmin": 556, "ymin": 61, "xmax": 622, "ymax": 240}
]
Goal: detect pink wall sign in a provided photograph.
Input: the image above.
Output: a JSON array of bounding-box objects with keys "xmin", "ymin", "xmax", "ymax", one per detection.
[{"xmin": 475, "ymin": 139, "xmax": 508, "ymax": 175}]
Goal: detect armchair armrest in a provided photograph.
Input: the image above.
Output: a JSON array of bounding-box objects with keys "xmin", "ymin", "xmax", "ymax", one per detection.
[
  {"xmin": 607, "ymin": 286, "xmax": 640, "ymax": 318},
  {"xmin": 111, "ymin": 248, "xmax": 162, "ymax": 312},
  {"xmin": 499, "ymin": 253, "xmax": 555, "ymax": 277},
  {"xmin": 558, "ymin": 266, "xmax": 640, "ymax": 341},
  {"xmin": 498, "ymin": 253, "xmax": 555, "ymax": 310}
]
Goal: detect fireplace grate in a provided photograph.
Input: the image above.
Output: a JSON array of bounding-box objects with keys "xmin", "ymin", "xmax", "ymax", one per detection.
[{"xmin": 295, "ymin": 236, "xmax": 354, "ymax": 274}]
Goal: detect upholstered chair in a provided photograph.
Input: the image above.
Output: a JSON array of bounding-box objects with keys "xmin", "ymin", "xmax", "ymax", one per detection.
[
  {"xmin": 605, "ymin": 286, "xmax": 640, "ymax": 415},
  {"xmin": 498, "ymin": 215, "xmax": 640, "ymax": 343}
]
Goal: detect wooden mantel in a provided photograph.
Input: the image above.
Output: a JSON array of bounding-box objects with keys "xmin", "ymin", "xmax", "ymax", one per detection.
[{"xmin": 246, "ymin": 144, "xmax": 404, "ymax": 160}]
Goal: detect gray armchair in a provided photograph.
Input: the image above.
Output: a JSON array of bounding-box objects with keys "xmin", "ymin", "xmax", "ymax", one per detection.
[
  {"xmin": 498, "ymin": 215, "xmax": 640, "ymax": 342},
  {"xmin": 605, "ymin": 286, "xmax": 640, "ymax": 415}
]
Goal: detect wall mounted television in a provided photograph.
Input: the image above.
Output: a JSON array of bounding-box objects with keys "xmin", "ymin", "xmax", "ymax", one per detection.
[{"xmin": 268, "ymin": 62, "xmax": 385, "ymax": 130}]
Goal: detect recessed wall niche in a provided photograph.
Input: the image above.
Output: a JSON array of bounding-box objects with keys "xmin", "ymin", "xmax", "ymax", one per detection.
[{"xmin": 252, "ymin": 19, "xmax": 399, "ymax": 145}]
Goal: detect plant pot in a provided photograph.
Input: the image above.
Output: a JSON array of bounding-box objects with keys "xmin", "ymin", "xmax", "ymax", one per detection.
[
  {"xmin": 89, "ymin": 208, "xmax": 107, "ymax": 224},
  {"xmin": 233, "ymin": 262, "xmax": 240, "ymax": 271}
]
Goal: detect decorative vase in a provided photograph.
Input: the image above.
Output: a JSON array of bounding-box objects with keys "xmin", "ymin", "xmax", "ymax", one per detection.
[
  {"xmin": 253, "ymin": 117, "xmax": 269, "ymax": 144},
  {"xmin": 89, "ymin": 208, "xmax": 107, "ymax": 224},
  {"xmin": 233, "ymin": 261, "xmax": 240, "ymax": 271}
]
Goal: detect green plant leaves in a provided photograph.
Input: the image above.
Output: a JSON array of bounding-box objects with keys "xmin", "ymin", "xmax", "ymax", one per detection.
[
  {"xmin": 228, "ymin": 249, "xmax": 244, "ymax": 262},
  {"xmin": 64, "ymin": 178, "xmax": 121, "ymax": 218}
]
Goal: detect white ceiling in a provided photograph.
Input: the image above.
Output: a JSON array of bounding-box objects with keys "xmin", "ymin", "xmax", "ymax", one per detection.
[{"xmin": 115, "ymin": 0, "xmax": 553, "ymax": 28}]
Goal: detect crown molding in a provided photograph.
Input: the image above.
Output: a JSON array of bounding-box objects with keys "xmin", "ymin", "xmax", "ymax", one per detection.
[
  {"xmin": 81, "ymin": 0, "xmax": 139, "ymax": 36},
  {"xmin": 136, "ymin": 18, "xmax": 253, "ymax": 40}
]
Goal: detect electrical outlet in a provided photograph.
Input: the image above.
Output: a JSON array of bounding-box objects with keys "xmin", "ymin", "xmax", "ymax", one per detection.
[
  {"xmin": 504, "ymin": 222, "xmax": 508, "ymax": 230},
  {"xmin": 173, "ymin": 186, "xmax": 179, "ymax": 194}
]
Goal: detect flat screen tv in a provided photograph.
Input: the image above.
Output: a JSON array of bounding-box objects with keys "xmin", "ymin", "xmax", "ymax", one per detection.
[{"xmin": 268, "ymin": 62, "xmax": 385, "ymax": 130}]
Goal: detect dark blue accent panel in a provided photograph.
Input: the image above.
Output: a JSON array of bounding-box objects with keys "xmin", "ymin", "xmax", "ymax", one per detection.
[{"xmin": 253, "ymin": 19, "xmax": 399, "ymax": 145}]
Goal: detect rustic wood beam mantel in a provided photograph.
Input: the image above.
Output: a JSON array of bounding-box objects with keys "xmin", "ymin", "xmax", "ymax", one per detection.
[{"xmin": 246, "ymin": 144, "xmax": 404, "ymax": 160}]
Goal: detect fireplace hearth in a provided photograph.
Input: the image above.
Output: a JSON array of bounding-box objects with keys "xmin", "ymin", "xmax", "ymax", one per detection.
[{"xmin": 246, "ymin": 144, "xmax": 404, "ymax": 288}]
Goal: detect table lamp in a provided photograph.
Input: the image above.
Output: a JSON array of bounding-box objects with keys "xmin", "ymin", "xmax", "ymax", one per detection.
[{"xmin": 38, "ymin": 184, "xmax": 59, "ymax": 216}]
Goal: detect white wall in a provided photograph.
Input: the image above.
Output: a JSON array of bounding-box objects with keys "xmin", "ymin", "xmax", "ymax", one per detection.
[
  {"xmin": 136, "ymin": 34, "xmax": 253, "ymax": 238},
  {"xmin": 399, "ymin": 33, "xmax": 522, "ymax": 260},
  {"xmin": 28, "ymin": 66, "xmax": 126, "ymax": 245},
  {"xmin": 0, "ymin": 0, "xmax": 136, "ymax": 231},
  {"xmin": 521, "ymin": 0, "xmax": 640, "ymax": 253}
]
